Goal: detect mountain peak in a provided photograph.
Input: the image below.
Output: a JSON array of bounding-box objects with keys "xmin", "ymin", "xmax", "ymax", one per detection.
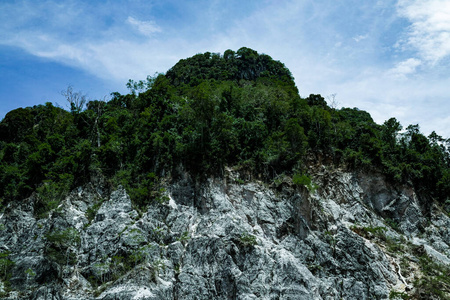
[{"xmin": 166, "ymin": 47, "xmax": 295, "ymax": 87}]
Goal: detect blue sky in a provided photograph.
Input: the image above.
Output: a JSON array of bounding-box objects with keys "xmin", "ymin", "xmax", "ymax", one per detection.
[{"xmin": 1, "ymin": 0, "xmax": 449, "ymax": 137}]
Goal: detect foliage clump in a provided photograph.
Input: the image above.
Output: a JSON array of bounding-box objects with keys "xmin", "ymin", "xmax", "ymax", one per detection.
[
  {"xmin": 239, "ymin": 232, "xmax": 257, "ymax": 248},
  {"xmin": 44, "ymin": 227, "xmax": 81, "ymax": 265},
  {"xmin": 292, "ymin": 173, "xmax": 317, "ymax": 192},
  {"xmin": 166, "ymin": 47, "xmax": 295, "ymax": 87}
]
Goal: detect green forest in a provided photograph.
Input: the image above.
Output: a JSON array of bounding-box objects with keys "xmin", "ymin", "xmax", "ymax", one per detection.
[{"xmin": 1, "ymin": 47, "xmax": 449, "ymax": 215}]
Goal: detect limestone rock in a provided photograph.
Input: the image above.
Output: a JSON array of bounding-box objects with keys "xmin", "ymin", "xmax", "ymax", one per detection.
[{"xmin": 1, "ymin": 168, "xmax": 450, "ymax": 299}]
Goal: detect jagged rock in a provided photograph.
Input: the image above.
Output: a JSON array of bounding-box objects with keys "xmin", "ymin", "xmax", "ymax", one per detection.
[{"xmin": 1, "ymin": 168, "xmax": 450, "ymax": 299}]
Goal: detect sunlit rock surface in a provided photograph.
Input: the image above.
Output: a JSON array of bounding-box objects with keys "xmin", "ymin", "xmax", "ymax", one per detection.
[{"xmin": 1, "ymin": 167, "xmax": 449, "ymax": 299}]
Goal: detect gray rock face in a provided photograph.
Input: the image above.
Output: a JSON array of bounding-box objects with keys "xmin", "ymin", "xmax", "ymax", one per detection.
[{"xmin": 1, "ymin": 167, "xmax": 450, "ymax": 299}]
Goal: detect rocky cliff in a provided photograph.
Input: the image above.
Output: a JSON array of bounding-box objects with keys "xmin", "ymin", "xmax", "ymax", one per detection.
[{"xmin": 1, "ymin": 166, "xmax": 450, "ymax": 299}]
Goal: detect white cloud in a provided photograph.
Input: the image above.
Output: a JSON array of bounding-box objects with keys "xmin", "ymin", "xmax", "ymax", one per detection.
[
  {"xmin": 430, "ymin": 115, "xmax": 450, "ymax": 138},
  {"xmin": 127, "ymin": 16, "xmax": 161, "ymax": 37},
  {"xmin": 0, "ymin": 0, "xmax": 449, "ymax": 138},
  {"xmin": 353, "ymin": 34, "xmax": 368, "ymax": 42},
  {"xmin": 387, "ymin": 57, "xmax": 422, "ymax": 78},
  {"xmin": 397, "ymin": 0, "xmax": 450, "ymax": 63},
  {"xmin": 201, "ymin": 0, "xmax": 450, "ymax": 138},
  {"xmin": 0, "ymin": 1, "xmax": 177, "ymax": 83},
  {"xmin": 326, "ymin": 70, "xmax": 450, "ymax": 136}
]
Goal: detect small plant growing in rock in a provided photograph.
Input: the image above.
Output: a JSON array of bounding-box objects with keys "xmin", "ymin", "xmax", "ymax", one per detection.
[
  {"xmin": 151, "ymin": 225, "xmax": 165, "ymax": 244},
  {"xmin": 176, "ymin": 231, "xmax": 190, "ymax": 244},
  {"xmin": 86, "ymin": 197, "xmax": 104, "ymax": 223},
  {"xmin": 235, "ymin": 178, "xmax": 245, "ymax": 185},
  {"xmin": 125, "ymin": 228, "xmax": 146, "ymax": 246},
  {"xmin": 412, "ymin": 248, "xmax": 450, "ymax": 299},
  {"xmin": 385, "ymin": 218, "xmax": 400, "ymax": 232},
  {"xmin": 35, "ymin": 176, "xmax": 73, "ymax": 219},
  {"xmin": 273, "ymin": 177, "xmax": 283, "ymax": 187},
  {"xmin": 110, "ymin": 255, "xmax": 128, "ymax": 280},
  {"xmin": 45, "ymin": 227, "xmax": 81, "ymax": 249},
  {"xmin": 155, "ymin": 188, "xmax": 170, "ymax": 204},
  {"xmin": 307, "ymin": 264, "xmax": 323, "ymax": 275},
  {"xmin": 91, "ymin": 257, "xmax": 117, "ymax": 285},
  {"xmin": 44, "ymin": 227, "xmax": 81, "ymax": 265},
  {"xmin": 323, "ymin": 231, "xmax": 337, "ymax": 255},
  {"xmin": 129, "ymin": 244, "xmax": 154, "ymax": 267},
  {"xmin": 148, "ymin": 259, "xmax": 166, "ymax": 282},
  {"xmin": 0, "ymin": 279, "xmax": 11, "ymax": 298},
  {"xmin": 93, "ymin": 282, "xmax": 108, "ymax": 298},
  {"xmin": 350, "ymin": 225, "xmax": 386, "ymax": 240},
  {"xmin": 0, "ymin": 251, "xmax": 14, "ymax": 281},
  {"xmin": 292, "ymin": 173, "xmax": 318, "ymax": 193},
  {"xmin": 389, "ymin": 290, "xmax": 410, "ymax": 299},
  {"xmin": 25, "ymin": 268, "xmax": 36, "ymax": 284},
  {"xmin": 239, "ymin": 232, "xmax": 257, "ymax": 247},
  {"xmin": 385, "ymin": 237, "xmax": 406, "ymax": 253}
]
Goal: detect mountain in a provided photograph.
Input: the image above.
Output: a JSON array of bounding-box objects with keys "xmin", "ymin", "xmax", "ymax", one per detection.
[{"xmin": 1, "ymin": 48, "xmax": 450, "ymax": 299}]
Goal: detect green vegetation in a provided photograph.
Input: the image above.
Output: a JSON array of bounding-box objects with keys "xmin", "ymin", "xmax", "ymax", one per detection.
[
  {"xmin": 389, "ymin": 290, "xmax": 410, "ymax": 300},
  {"xmin": 350, "ymin": 225, "xmax": 386, "ymax": 238},
  {"xmin": 0, "ymin": 47, "xmax": 449, "ymax": 211},
  {"xmin": 350, "ymin": 223, "xmax": 450, "ymax": 299},
  {"xmin": 44, "ymin": 227, "xmax": 80, "ymax": 265},
  {"xmin": 385, "ymin": 218, "xmax": 400, "ymax": 232},
  {"xmin": 86, "ymin": 197, "xmax": 104, "ymax": 223},
  {"xmin": 25, "ymin": 268, "xmax": 36, "ymax": 284},
  {"xmin": 129, "ymin": 244, "xmax": 154, "ymax": 266},
  {"xmin": 88, "ymin": 244, "xmax": 162, "ymax": 290},
  {"xmin": 413, "ymin": 246, "xmax": 450, "ymax": 299},
  {"xmin": 292, "ymin": 173, "xmax": 318, "ymax": 192},
  {"xmin": 0, "ymin": 251, "xmax": 14, "ymax": 295},
  {"xmin": 0, "ymin": 251, "xmax": 14, "ymax": 281},
  {"xmin": 176, "ymin": 231, "xmax": 190, "ymax": 244},
  {"xmin": 239, "ymin": 232, "xmax": 257, "ymax": 247},
  {"xmin": 350, "ymin": 224, "xmax": 409, "ymax": 254}
]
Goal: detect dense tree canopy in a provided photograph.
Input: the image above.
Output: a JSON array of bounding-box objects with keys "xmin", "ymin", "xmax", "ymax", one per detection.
[{"xmin": 1, "ymin": 48, "xmax": 450, "ymax": 213}]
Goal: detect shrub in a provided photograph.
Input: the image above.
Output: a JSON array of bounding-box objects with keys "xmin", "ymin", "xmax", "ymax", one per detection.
[
  {"xmin": 292, "ymin": 173, "xmax": 318, "ymax": 192},
  {"xmin": 413, "ymin": 251, "xmax": 450, "ymax": 299},
  {"xmin": 239, "ymin": 232, "xmax": 257, "ymax": 247},
  {"xmin": 86, "ymin": 197, "xmax": 104, "ymax": 223},
  {"xmin": 35, "ymin": 174, "xmax": 73, "ymax": 218},
  {"xmin": 44, "ymin": 227, "xmax": 80, "ymax": 265},
  {"xmin": 389, "ymin": 290, "xmax": 410, "ymax": 299},
  {"xmin": 350, "ymin": 225, "xmax": 386, "ymax": 240}
]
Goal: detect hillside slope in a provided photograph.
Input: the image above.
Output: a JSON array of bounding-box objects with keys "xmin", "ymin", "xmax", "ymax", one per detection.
[{"xmin": 1, "ymin": 48, "xmax": 450, "ymax": 299}]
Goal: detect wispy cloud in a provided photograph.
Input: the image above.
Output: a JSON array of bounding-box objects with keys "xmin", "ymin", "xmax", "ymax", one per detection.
[
  {"xmin": 397, "ymin": 0, "xmax": 450, "ymax": 63},
  {"xmin": 353, "ymin": 34, "xmax": 369, "ymax": 42},
  {"xmin": 127, "ymin": 17, "xmax": 161, "ymax": 37},
  {"xmin": 0, "ymin": 1, "xmax": 176, "ymax": 83},
  {"xmin": 0, "ymin": 0, "xmax": 449, "ymax": 137},
  {"xmin": 387, "ymin": 58, "xmax": 422, "ymax": 78}
]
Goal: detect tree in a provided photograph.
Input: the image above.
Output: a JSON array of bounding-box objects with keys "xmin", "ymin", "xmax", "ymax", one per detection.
[
  {"xmin": 0, "ymin": 108, "xmax": 34, "ymax": 143},
  {"xmin": 126, "ymin": 73, "xmax": 159, "ymax": 95},
  {"xmin": 84, "ymin": 99, "xmax": 107, "ymax": 147},
  {"xmin": 224, "ymin": 49, "xmax": 236, "ymax": 60},
  {"xmin": 284, "ymin": 118, "xmax": 307, "ymax": 162},
  {"xmin": 62, "ymin": 86, "xmax": 87, "ymax": 114},
  {"xmin": 306, "ymin": 94, "xmax": 328, "ymax": 109},
  {"xmin": 381, "ymin": 117, "xmax": 402, "ymax": 149},
  {"xmin": 327, "ymin": 93, "xmax": 339, "ymax": 110}
]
